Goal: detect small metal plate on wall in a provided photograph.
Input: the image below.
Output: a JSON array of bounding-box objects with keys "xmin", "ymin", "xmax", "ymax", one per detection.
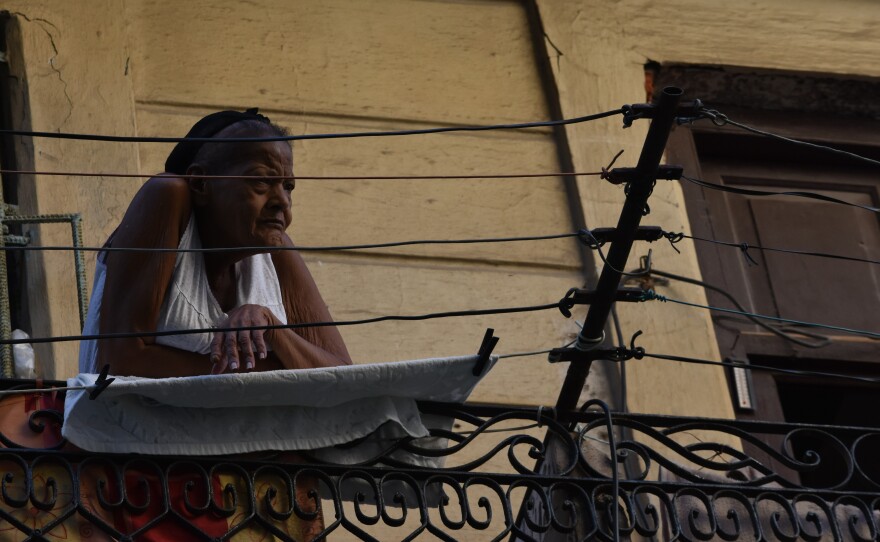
[{"xmin": 727, "ymin": 357, "xmax": 756, "ymax": 412}]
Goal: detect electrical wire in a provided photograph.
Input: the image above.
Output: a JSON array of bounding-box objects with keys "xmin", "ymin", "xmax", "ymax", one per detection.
[
  {"xmin": 1, "ymin": 232, "xmax": 585, "ymax": 254},
  {"xmin": 0, "ymin": 168, "xmax": 604, "ymax": 181},
  {"xmin": 699, "ymin": 108, "xmax": 880, "ymax": 169},
  {"xmin": 633, "ymin": 265, "xmax": 830, "ymax": 348},
  {"xmin": 642, "ymin": 352, "xmax": 880, "ymax": 385},
  {"xmin": 579, "ymin": 229, "xmax": 650, "ymax": 277},
  {"xmin": 640, "ymin": 290, "xmax": 880, "ymax": 341},
  {"xmin": 6, "ymin": 228, "xmax": 877, "ymax": 276},
  {"xmin": 663, "ymin": 231, "xmax": 880, "ymax": 267},
  {"xmin": 497, "ymin": 348, "xmax": 557, "ymax": 359},
  {"xmin": 0, "ymin": 109, "xmax": 625, "ymax": 143},
  {"xmin": 610, "ymin": 304, "xmax": 628, "ymax": 413},
  {"xmin": 0, "ymin": 384, "xmax": 94, "ymax": 397},
  {"xmin": 0, "ymin": 301, "xmax": 563, "ymax": 346},
  {"xmin": 557, "ymin": 329, "xmax": 880, "ymax": 383},
  {"xmin": 681, "ymin": 174, "xmax": 880, "ymax": 214},
  {"xmin": 497, "ymin": 337, "xmax": 576, "ymax": 359}
]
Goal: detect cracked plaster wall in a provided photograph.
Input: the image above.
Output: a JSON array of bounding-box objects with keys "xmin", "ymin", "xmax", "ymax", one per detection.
[{"xmin": 3, "ymin": 0, "xmax": 139, "ymax": 378}]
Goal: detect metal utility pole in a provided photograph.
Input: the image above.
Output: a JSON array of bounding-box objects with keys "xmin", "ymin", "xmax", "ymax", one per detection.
[{"xmin": 554, "ymin": 86, "xmax": 683, "ymax": 413}]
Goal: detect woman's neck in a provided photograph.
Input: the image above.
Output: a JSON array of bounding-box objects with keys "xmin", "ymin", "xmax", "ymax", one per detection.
[
  {"xmin": 194, "ymin": 210, "xmax": 243, "ymax": 311},
  {"xmin": 203, "ymin": 256, "xmax": 237, "ymax": 312}
]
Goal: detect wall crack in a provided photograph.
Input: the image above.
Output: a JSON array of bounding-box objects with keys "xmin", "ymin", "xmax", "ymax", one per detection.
[
  {"xmin": 543, "ymin": 31, "xmax": 564, "ymax": 72},
  {"xmin": 11, "ymin": 12, "xmax": 73, "ymax": 127}
]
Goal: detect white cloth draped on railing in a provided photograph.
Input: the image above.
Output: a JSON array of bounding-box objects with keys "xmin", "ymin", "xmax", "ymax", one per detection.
[{"xmin": 63, "ymin": 355, "xmax": 494, "ymax": 462}]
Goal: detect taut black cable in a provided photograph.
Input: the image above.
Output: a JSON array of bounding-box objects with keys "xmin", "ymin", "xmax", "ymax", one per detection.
[
  {"xmin": 585, "ymin": 332, "xmax": 880, "ymax": 384},
  {"xmin": 0, "ymin": 302, "xmax": 563, "ymax": 346},
  {"xmin": 633, "ymin": 265, "xmax": 830, "ymax": 349},
  {"xmin": 662, "ymin": 230, "xmax": 880, "ymax": 266},
  {"xmin": 699, "ymin": 109, "xmax": 880, "ymax": 169},
  {"xmin": 1, "ymin": 232, "xmax": 585, "ymax": 254},
  {"xmin": 0, "ymin": 168, "xmax": 605, "ymax": 180},
  {"xmin": 640, "ymin": 290, "xmax": 880, "ymax": 341},
  {"xmin": 643, "ymin": 352, "xmax": 880, "ymax": 385},
  {"xmin": 0, "ymin": 109, "xmax": 624, "ymax": 143},
  {"xmin": 681, "ymin": 174, "xmax": 880, "ymax": 213}
]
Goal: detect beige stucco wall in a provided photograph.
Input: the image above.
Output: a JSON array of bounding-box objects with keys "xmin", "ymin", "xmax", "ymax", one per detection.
[
  {"xmin": 2, "ymin": 0, "xmax": 140, "ymax": 378},
  {"xmin": 124, "ymin": 0, "xmax": 585, "ymax": 409},
  {"xmin": 5, "ymin": 0, "xmax": 583, "ymax": 411},
  {"xmin": 7, "ymin": 0, "xmax": 879, "ymax": 410}
]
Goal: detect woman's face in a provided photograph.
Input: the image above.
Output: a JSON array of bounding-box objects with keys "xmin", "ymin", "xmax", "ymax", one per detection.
[{"xmin": 197, "ymin": 139, "xmax": 295, "ymax": 249}]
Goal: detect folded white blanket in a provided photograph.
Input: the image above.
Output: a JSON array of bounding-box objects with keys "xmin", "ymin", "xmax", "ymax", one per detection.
[{"xmin": 63, "ymin": 355, "xmax": 494, "ymax": 458}]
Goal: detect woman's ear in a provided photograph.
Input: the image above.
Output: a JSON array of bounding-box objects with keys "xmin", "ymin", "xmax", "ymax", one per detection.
[{"xmin": 186, "ymin": 164, "xmax": 209, "ymax": 205}]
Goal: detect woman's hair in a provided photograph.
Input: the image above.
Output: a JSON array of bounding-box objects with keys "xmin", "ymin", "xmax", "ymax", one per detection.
[
  {"xmin": 191, "ymin": 120, "xmax": 290, "ymax": 174},
  {"xmin": 164, "ymin": 109, "xmax": 289, "ymax": 175}
]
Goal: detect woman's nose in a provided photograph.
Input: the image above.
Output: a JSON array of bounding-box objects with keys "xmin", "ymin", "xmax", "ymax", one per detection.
[{"xmin": 267, "ymin": 183, "xmax": 291, "ymax": 210}]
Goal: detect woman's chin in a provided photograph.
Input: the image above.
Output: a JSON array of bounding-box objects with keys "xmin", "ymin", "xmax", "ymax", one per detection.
[{"xmin": 263, "ymin": 233, "xmax": 286, "ymax": 247}]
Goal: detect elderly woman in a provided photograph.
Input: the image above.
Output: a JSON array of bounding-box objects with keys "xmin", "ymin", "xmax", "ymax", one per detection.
[{"xmin": 79, "ymin": 109, "xmax": 351, "ymax": 377}]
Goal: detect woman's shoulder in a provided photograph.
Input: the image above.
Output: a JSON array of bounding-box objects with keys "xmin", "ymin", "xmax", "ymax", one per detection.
[
  {"xmin": 114, "ymin": 174, "xmax": 192, "ymax": 247},
  {"xmin": 140, "ymin": 174, "xmax": 191, "ymax": 220},
  {"xmin": 136, "ymin": 174, "xmax": 191, "ymax": 207}
]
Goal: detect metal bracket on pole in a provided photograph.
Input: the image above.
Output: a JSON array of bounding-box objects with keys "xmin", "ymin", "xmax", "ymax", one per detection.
[
  {"xmin": 603, "ymin": 165, "xmax": 683, "ymax": 185},
  {"xmin": 586, "ymin": 226, "xmax": 666, "ymax": 244},
  {"xmin": 558, "ymin": 286, "xmax": 646, "ymax": 318},
  {"xmin": 554, "ymin": 87, "xmax": 684, "ymax": 413}
]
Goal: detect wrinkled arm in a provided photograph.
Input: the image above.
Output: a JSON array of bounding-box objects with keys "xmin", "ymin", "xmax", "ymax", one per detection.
[
  {"xmin": 267, "ymin": 233, "xmax": 352, "ymax": 368},
  {"xmin": 97, "ymin": 176, "xmax": 217, "ymax": 377}
]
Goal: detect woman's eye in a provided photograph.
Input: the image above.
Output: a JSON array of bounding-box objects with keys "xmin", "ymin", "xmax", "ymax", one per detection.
[{"xmin": 284, "ymin": 182, "xmax": 295, "ymax": 191}]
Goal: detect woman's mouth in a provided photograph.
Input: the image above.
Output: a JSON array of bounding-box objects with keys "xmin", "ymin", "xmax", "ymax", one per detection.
[{"xmin": 259, "ymin": 219, "xmax": 286, "ymax": 230}]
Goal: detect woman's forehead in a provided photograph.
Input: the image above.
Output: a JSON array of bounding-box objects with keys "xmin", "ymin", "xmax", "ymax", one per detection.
[
  {"xmin": 236, "ymin": 140, "xmax": 292, "ymax": 166},
  {"xmin": 222, "ymin": 140, "xmax": 292, "ymax": 169}
]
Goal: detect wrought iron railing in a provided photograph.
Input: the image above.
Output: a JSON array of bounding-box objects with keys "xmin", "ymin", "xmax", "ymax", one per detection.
[{"xmin": 1, "ymin": 382, "xmax": 879, "ymax": 541}]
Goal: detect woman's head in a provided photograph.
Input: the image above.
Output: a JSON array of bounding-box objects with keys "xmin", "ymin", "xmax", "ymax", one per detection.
[
  {"xmin": 164, "ymin": 108, "xmax": 289, "ymax": 174},
  {"xmin": 169, "ymin": 110, "xmax": 296, "ymax": 249}
]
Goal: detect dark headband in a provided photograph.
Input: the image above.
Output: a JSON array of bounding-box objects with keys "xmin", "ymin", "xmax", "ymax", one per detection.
[{"xmin": 164, "ymin": 108, "xmax": 271, "ymax": 174}]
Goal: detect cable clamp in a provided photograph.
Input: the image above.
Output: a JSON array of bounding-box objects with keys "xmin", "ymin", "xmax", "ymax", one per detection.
[
  {"xmin": 621, "ymin": 104, "xmax": 654, "ymax": 128},
  {"xmin": 638, "ymin": 289, "xmax": 667, "ymax": 303},
  {"xmin": 624, "ymin": 100, "xmax": 705, "ymax": 126},
  {"xmin": 699, "ymin": 108, "xmax": 729, "ymax": 127},
  {"xmin": 672, "ymin": 99, "xmax": 706, "ymax": 125},
  {"xmin": 557, "ymin": 287, "xmax": 648, "ymax": 317},
  {"xmin": 627, "ymin": 330, "xmax": 646, "ymax": 360},
  {"xmin": 574, "ymin": 330, "xmax": 605, "ymax": 352},
  {"xmin": 548, "ymin": 332, "xmax": 647, "ymax": 364},
  {"xmin": 578, "ymin": 227, "xmax": 665, "ymax": 247},
  {"xmin": 605, "ymin": 165, "xmax": 683, "ymax": 185},
  {"xmin": 739, "ymin": 242, "xmax": 759, "ymax": 266},
  {"xmin": 558, "ymin": 288, "xmax": 578, "ymax": 318},
  {"xmin": 576, "ymin": 228, "xmax": 604, "ymax": 249},
  {"xmin": 662, "ymin": 231, "xmax": 685, "ymax": 254}
]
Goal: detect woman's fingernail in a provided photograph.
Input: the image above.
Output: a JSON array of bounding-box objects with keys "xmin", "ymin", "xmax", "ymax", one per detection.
[
  {"xmin": 230, "ymin": 361, "xmax": 239, "ymax": 370},
  {"xmin": 259, "ymin": 352, "xmax": 266, "ymax": 360},
  {"xmin": 247, "ymin": 361, "xmax": 254, "ymax": 369}
]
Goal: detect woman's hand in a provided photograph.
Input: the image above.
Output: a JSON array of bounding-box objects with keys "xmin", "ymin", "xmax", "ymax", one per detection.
[{"xmin": 210, "ymin": 304, "xmax": 278, "ymax": 374}]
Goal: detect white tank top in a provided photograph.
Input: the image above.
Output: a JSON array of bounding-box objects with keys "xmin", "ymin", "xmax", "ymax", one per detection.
[{"xmin": 78, "ymin": 215, "xmax": 288, "ymax": 373}]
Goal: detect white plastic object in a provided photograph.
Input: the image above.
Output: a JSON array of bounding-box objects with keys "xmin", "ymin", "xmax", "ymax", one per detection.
[{"xmin": 12, "ymin": 329, "xmax": 36, "ymax": 379}]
